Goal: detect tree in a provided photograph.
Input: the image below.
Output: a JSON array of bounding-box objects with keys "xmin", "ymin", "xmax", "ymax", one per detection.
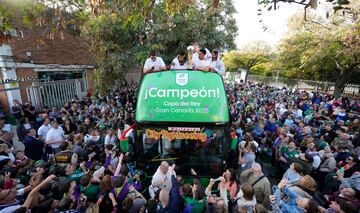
[
  {"xmin": 276, "ymin": 5, "xmax": 360, "ymax": 97},
  {"xmin": 0, "ymin": 0, "xmax": 238, "ymax": 94},
  {"xmin": 258, "ymin": 0, "xmax": 355, "ymax": 20},
  {"xmin": 223, "ymin": 40, "xmax": 274, "ymax": 81}
]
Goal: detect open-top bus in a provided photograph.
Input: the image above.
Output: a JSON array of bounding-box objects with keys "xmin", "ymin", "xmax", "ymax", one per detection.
[{"xmin": 133, "ymin": 70, "xmax": 230, "ymax": 180}]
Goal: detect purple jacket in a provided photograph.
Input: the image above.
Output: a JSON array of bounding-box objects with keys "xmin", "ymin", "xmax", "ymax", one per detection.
[{"xmin": 112, "ymin": 180, "xmax": 141, "ymax": 202}]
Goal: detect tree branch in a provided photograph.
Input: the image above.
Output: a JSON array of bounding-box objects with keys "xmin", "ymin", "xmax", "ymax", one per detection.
[
  {"xmin": 276, "ymin": 0, "xmax": 308, "ymax": 6},
  {"xmin": 305, "ymin": 20, "xmax": 331, "ymax": 30},
  {"xmin": 334, "ymin": 60, "xmax": 344, "ymax": 76}
]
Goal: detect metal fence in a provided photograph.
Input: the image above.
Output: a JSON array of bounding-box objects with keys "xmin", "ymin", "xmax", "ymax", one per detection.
[
  {"xmin": 27, "ymin": 79, "xmax": 87, "ymax": 111},
  {"xmin": 226, "ymin": 73, "xmax": 359, "ymax": 98},
  {"xmin": 113, "ymin": 71, "xmax": 359, "ymax": 98}
]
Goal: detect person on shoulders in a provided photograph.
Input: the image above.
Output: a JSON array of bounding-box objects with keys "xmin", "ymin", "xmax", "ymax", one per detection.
[
  {"xmin": 170, "ymin": 51, "xmax": 188, "ymax": 70},
  {"xmin": 193, "ymin": 48, "xmax": 210, "ymax": 72},
  {"xmin": 143, "ymin": 50, "xmax": 166, "ymax": 74},
  {"xmin": 209, "ymin": 49, "xmax": 225, "ymax": 76}
]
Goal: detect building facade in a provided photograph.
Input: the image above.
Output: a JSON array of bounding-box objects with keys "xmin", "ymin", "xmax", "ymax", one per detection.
[{"xmin": 0, "ymin": 27, "xmax": 95, "ymax": 112}]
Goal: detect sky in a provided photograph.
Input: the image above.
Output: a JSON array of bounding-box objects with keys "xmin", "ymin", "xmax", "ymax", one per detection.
[{"xmin": 233, "ymin": 0, "xmax": 305, "ymax": 48}]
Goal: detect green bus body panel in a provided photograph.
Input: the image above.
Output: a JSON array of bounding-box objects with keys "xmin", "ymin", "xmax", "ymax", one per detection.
[{"xmin": 136, "ymin": 70, "xmax": 229, "ymax": 123}]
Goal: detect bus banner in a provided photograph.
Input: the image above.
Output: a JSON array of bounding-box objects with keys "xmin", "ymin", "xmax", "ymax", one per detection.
[
  {"xmin": 146, "ymin": 129, "xmax": 207, "ymax": 142},
  {"xmin": 168, "ymin": 127, "xmax": 201, "ymax": 132},
  {"xmin": 136, "ymin": 70, "xmax": 229, "ymax": 123}
]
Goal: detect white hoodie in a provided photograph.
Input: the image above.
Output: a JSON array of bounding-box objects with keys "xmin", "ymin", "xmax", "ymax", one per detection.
[{"xmin": 148, "ymin": 166, "xmax": 176, "ymax": 198}]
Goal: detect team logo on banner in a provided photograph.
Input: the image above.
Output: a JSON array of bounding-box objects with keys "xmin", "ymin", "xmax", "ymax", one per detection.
[{"xmin": 176, "ymin": 73, "xmax": 189, "ymax": 86}]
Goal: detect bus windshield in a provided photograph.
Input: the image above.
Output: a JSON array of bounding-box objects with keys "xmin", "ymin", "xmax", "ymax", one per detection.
[{"xmin": 136, "ymin": 126, "xmax": 228, "ymax": 176}]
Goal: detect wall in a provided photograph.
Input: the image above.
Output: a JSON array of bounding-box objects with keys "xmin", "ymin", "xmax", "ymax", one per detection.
[{"xmin": 0, "ymin": 83, "xmax": 9, "ymax": 112}]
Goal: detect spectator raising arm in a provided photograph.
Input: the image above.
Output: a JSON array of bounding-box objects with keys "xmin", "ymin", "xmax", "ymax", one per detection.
[
  {"xmin": 22, "ymin": 175, "xmax": 56, "ymax": 209},
  {"xmin": 114, "ymin": 153, "xmax": 124, "ymax": 176}
]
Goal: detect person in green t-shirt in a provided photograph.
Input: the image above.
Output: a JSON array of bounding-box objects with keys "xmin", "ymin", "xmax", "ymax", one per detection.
[
  {"xmin": 279, "ymin": 142, "xmax": 299, "ymax": 165},
  {"xmin": 79, "ymin": 174, "xmax": 100, "ymax": 202},
  {"xmin": 183, "ymin": 184, "xmax": 206, "ymax": 213}
]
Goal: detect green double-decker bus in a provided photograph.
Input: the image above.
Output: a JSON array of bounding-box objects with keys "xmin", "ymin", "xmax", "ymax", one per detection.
[{"xmin": 134, "ymin": 70, "xmax": 230, "ymax": 178}]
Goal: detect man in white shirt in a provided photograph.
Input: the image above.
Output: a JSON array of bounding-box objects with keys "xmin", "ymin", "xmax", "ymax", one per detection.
[
  {"xmin": 170, "ymin": 51, "xmax": 188, "ymax": 70},
  {"xmin": 0, "ymin": 118, "xmax": 12, "ymax": 133},
  {"xmin": 143, "ymin": 50, "xmax": 166, "ymax": 74},
  {"xmin": 209, "ymin": 49, "xmax": 226, "ymax": 76},
  {"xmin": 88, "ymin": 99, "xmax": 98, "ymax": 112},
  {"xmin": 149, "ymin": 161, "xmax": 176, "ymax": 198},
  {"xmin": 38, "ymin": 118, "xmax": 51, "ymax": 142},
  {"xmin": 104, "ymin": 128, "xmax": 116, "ymax": 147},
  {"xmin": 192, "ymin": 42, "xmax": 211, "ymax": 66},
  {"xmin": 45, "ymin": 121, "xmax": 65, "ymax": 154},
  {"xmin": 84, "ymin": 129, "xmax": 101, "ymax": 145},
  {"xmin": 193, "ymin": 48, "xmax": 210, "ymax": 72}
]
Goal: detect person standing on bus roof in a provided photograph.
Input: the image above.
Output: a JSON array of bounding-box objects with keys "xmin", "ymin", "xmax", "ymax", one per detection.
[
  {"xmin": 143, "ymin": 50, "xmax": 166, "ymax": 74},
  {"xmin": 192, "ymin": 42, "xmax": 211, "ymax": 65},
  {"xmin": 193, "ymin": 48, "xmax": 210, "ymax": 72},
  {"xmin": 170, "ymin": 50, "xmax": 188, "ymax": 70},
  {"xmin": 209, "ymin": 49, "xmax": 226, "ymax": 76}
]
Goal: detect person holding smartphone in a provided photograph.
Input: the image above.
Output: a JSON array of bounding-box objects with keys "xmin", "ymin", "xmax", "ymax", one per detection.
[{"xmin": 143, "ymin": 50, "xmax": 166, "ymax": 74}]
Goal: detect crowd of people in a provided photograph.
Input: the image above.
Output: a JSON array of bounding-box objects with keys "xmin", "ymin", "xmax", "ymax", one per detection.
[
  {"xmin": 0, "ymin": 76, "xmax": 359, "ymax": 213},
  {"xmin": 224, "ymin": 82, "xmax": 359, "ymax": 213}
]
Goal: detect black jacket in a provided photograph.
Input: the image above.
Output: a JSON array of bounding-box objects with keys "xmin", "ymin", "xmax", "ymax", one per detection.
[
  {"xmin": 24, "ymin": 135, "xmax": 44, "ymax": 160},
  {"xmin": 157, "ymin": 175, "xmax": 180, "ymax": 213}
]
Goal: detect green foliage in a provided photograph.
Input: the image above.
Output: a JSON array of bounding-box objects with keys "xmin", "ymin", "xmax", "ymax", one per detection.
[
  {"xmin": 251, "ymin": 62, "xmax": 275, "ymax": 76},
  {"xmin": 223, "ymin": 40, "xmax": 274, "ymax": 76},
  {"xmin": 1, "ymin": 0, "xmax": 238, "ymax": 94},
  {"xmin": 258, "ymin": 0, "xmax": 353, "ymax": 14},
  {"xmin": 277, "ymin": 21, "xmax": 359, "ymax": 81},
  {"xmin": 276, "ymin": 8, "xmax": 360, "ymax": 96},
  {"xmin": 0, "ymin": 0, "xmax": 39, "ymax": 40}
]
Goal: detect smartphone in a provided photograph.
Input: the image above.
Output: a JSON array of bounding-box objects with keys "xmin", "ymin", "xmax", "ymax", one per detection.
[{"xmin": 26, "ymin": 170, "xmax": 35, "ymax": 176}]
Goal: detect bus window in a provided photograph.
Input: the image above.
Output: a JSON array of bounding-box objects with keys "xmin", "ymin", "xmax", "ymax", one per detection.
[{"xmin": 142, "ymin": 133, "xmax": 158, "ymax": 158}]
